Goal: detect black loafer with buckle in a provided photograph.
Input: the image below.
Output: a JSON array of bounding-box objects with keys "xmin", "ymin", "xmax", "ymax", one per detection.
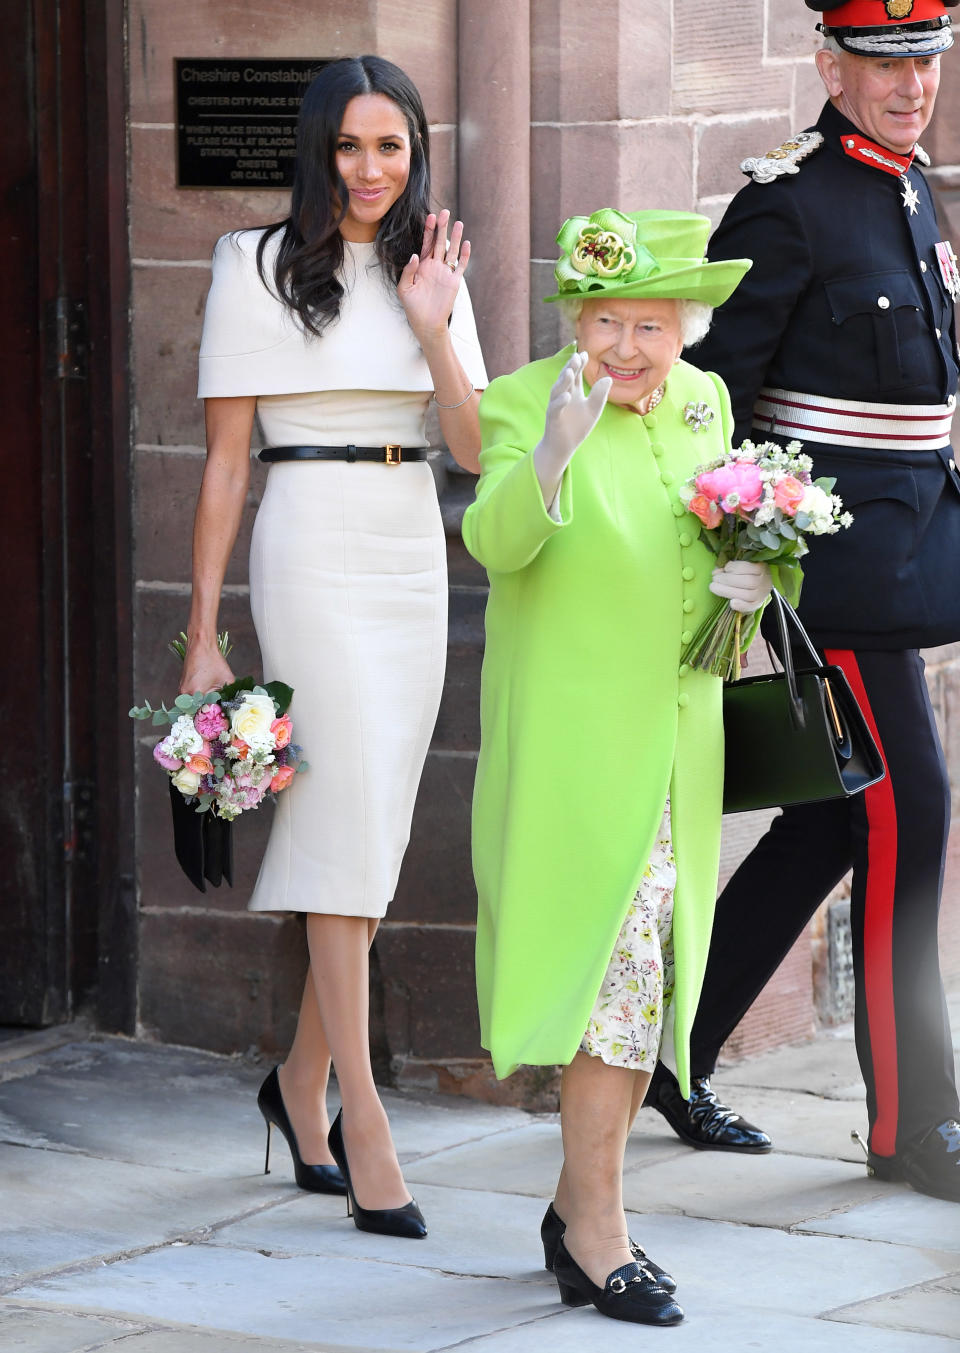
[
  {"xmin": 539, "ymin": 1202, "xmax": 677, "ymax": 1292},
  {"xmin": 648, "ymin": 1069, "xmax": 772, "ymax": 1153},
  {"xmin": 553, "ymin": 1239, "xmax": 684, "ymax": 1325}
]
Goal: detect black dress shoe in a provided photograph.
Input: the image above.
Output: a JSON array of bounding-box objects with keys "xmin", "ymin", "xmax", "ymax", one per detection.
[
  {"xmin": 648, "ymin": 1070, "xmax": 772, "ymax": 1153},
  {"xmin": 553, "ymin": 1238, "xmax": 684, "ymax": 1325},
  {"xmin": 869, "ymin": 1120, "xmax": 960, "ymax": 1202},
  {"xmin": 328, "ymin": 1110, "xmax": 427, "ymax": 1238},
  {"xmin": 257, "ymin": 1067, "xmax": 346, "ymax": 1194},
  {"xmin": 539, "ymin": 1202, "xmax": 677, "ymax": 1292}
]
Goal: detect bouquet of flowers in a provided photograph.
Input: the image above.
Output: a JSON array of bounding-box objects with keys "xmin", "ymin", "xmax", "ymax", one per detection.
[
  {"xmin": 679, "ymin": 439, "xmax": 853, "ymax": 681},
  {"xmin": 130, "ymin": 635, "xmax": 307, "ymax": 821}
]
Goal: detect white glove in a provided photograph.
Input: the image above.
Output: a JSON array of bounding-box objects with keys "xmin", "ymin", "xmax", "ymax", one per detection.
[
  {"xmin": 709, "ymin": 560, "xmax": 773, "ymax": 614},
  {"xmin": 533, "ymin": 350, "xmax": 612, "ymax": 511}
]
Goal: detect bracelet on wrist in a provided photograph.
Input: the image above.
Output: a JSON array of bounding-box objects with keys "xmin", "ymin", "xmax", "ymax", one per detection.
[{"xmin": 432, "ymin": 386, "xmax": 475, "ymax": 410}]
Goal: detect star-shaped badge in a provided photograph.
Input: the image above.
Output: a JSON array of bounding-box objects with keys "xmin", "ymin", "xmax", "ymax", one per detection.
[{"xmin": 901, "ymin": 176, "xmax": 920, "ymax": 216}]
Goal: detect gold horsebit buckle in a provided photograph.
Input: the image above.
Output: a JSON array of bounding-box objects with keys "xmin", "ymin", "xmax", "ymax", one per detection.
[{"xmin": 384, "ymin": 444, "xmax": 402, "ymax": 466}]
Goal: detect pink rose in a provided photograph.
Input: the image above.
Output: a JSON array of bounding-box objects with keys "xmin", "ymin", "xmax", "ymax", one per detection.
[
  {"xmin": 729, "ymin": 462, "xmax": 763, "ymax": 513},
  {"xmin": 194, "ymin": 703, "xmax": 228, "ymax": 740},
  {"xmin": 687, "ymin": 493, "xmax": 724, "ymax": 529},
  {"xmin": 270, "ymin": 714, "xmax": 293, "ymax": 749},
  {"xmin": 695, "ymin": 467, "xmax": 738, "ymax": 501},
  {"xmin": 271, "ymin": 765, "xmax": 296, "ymax": 793},
  {"xmin": 773, "ymin": 475, "xmax": 805, "ymax": 516},
  {"xmin": 153, "ymin": 740, "xmax": 182, "ymax": 772}
]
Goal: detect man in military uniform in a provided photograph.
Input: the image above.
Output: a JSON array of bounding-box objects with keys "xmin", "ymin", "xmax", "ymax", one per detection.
[{"xmin": 647, "ymin": 0, "xmax": 960, "ymax": 1202}]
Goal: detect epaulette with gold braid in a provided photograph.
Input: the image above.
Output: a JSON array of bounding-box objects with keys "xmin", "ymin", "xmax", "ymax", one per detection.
[{"xmin": 741, "ymin": 131, "xmax": 824, "ymax": 184}]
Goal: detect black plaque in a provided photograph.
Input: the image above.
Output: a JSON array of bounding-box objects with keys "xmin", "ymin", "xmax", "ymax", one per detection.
[{"xmin": 175, "ymin": 58, "xmax": 327, "ymax": 189}]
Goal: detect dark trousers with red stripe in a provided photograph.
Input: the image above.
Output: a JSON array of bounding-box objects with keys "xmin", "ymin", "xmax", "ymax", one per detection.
[{"xmin": 689, "ymin": 648, "xmax": 959, "ymax": 1157}]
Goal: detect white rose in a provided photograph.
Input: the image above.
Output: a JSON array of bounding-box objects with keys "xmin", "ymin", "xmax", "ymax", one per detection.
[
  {"xmin": 230, "ymin": 692, "xmax": 276, "ymax": 745},
  {"xmin": 171, "ymin": 767, "xmax": 202, "ymax": 797}
]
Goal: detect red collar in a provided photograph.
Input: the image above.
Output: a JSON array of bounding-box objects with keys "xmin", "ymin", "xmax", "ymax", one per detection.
[{"xmin": 840, "ymin": 133, "xmax": 915, "ymax": 177}]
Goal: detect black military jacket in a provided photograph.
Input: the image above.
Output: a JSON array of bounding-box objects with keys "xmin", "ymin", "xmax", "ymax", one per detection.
[{"xmin": 694, "ymin": 100, "xmax": 960, "ymax": 649}]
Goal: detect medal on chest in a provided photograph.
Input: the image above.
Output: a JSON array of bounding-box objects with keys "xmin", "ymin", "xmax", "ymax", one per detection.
[{"xmin": 935, "ymin": 241, "xmax": 960, "ymax": 303}]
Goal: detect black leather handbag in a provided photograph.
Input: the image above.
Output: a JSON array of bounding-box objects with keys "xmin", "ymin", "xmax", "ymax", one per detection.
[{"xmin": 722, "ymin": 591, "xmax": 886, "ymax": 814}]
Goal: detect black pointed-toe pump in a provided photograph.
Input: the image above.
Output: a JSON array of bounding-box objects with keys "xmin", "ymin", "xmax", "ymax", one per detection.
[
  {"xmin": 257, "ymin": 1066, "xmax": 346, "ymax": 1195},
  {"xmin": 327, "ymin": 1109, "xmax": 427, "ymax": 1239}
]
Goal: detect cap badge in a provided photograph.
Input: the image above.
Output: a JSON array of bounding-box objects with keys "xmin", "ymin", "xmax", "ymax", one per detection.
[
  {"xmin": 683, "ymin": 401, "xmax": 716, "ymax": 433},
  {"xmin": 885, "ymin": 0, "xmax": 915, "ymax": 17},
  {"xmin": 741, "ymin": 130, "xmax": 823, "ymax": 184}
]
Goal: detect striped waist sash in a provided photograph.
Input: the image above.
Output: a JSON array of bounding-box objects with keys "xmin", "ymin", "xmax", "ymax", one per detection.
[{"xmin": 752, "ymin": 387, "xmax": 956, "ymax": 451}]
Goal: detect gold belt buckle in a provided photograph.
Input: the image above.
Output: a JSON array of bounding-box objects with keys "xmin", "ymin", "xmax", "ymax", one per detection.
[{"xmin": 384, "ymin": 444, "xmax": 402, "ymax": 467}]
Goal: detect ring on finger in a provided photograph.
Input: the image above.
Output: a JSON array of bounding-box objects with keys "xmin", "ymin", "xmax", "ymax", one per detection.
[{"xmin": 446, "ymin": 259, "xmax": 458, "ymax": 271}]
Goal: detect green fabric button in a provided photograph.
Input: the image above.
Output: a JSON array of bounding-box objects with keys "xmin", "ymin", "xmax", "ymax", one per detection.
[
  {"xmin": 681, "ymin": 629, "xmax": 693, "ymax": 644},
  {"xmin": 678, "ymin": 693, "xmax": 690, "ymax": 708},
  {"xmin": 678, "ymin": 532, "xmax": 692, "ymax": 546},
  {"xmin": 643, "ymin": 413, "xmax": 658, "ymax": 430},
  {"xmin": 672, "ymin": 504, "xmax": 685, "ymax": 518},
  {"xmin": 682, "ymin": 599, "xmax": 695, "ymax": 613},
  {"xmin": 660, "ymin": 471, "xmax": 674, "ymax": 486},
  {"xmin": 678, "ymin": 663, "xmax": 690, "ymax": 677},
  {"xmin": 682, "ymin": 566, "xmax": 695, "ymax": 581},
  {"xmin": 650, "ymin": 442, "xmax": 665, "ymax": 457}
]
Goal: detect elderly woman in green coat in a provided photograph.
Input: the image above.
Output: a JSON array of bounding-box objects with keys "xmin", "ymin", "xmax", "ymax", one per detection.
[{"xmin": 462, "ymin": 210, "xmax": 765, "ymax": 1326}]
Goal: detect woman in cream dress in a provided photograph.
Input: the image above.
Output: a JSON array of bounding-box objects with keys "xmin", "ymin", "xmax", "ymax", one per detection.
[{"xmin": 181, "ymin": 56, "xmax": 486, "ymax": 1239}]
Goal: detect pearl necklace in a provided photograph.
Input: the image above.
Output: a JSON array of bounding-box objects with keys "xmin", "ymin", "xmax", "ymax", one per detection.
[{"xmin": 638, "ymin": 383, "xmax": 665, "ymax": 416}]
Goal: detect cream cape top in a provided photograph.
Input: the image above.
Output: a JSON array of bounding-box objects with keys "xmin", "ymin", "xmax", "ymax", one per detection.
[{"xmin": 197, "ymin": 229, "xmax": 488, "ymax": 427}]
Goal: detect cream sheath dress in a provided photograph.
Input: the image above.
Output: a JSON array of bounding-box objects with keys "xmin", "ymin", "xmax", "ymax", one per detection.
[{"xmin": 198, "ymin": 229, "xmax": 487, "ymax": 916}]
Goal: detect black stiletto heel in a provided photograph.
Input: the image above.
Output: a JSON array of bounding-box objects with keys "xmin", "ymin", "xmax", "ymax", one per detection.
[
  {"xmin": 540, "ymin": 1201, "xmax": 676, "ymax": 1292},
  {"xmin": 257, "ymin": 1066, "xmax": 346, "ymax": 1195},
  {"xmin": 553, "ymin": 1238, "xmax": 683, "ymax": 1325},
  {"xmin": 327, "ymin": 1109, "xmax": 427, "ymax": 1239}
]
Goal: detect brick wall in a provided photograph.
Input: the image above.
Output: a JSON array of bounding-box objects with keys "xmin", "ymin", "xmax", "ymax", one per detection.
[{"xmin": 127, "ymin": 0, "xmax": 960, "ymax": 1096}]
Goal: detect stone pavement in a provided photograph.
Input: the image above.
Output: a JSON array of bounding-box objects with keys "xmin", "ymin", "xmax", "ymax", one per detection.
[{"xmin": 1, "ymin": 998, "xmax": 959, "ymax": 1353}]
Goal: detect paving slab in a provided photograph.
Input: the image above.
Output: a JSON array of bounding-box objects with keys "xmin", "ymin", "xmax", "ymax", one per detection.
[
  {"xmin": 796, "ymin": 1190, "xmax": 960, "ymax": 1252},
  {"xmin": 403, "ymin": 1118, "xmax": 686, "ymax": 1200},
  {"xmin": 831, "ymin": 1272, "xmax": 960, "ymax": 1340},
  {"xmin": 457, "ymin": 1304, "xmax": 960, "ymax": 1352},
  {"xmin": 611, "ymin": 1209, "xmax": 953, "ymax": 1316},
  {"xmin": 212, "ymin": 1183, "xmax": 552, "ymax": 1280},
  {"xmin": 0, "ymin": 1039, "xmax": 526, "ymax": 1177},
  {"xmin": 0, "ymin": 1305, "xmax": 365, "ymax": 1353},
  {"xmin": 715, "ymin": 1029, "xmax": 865, "ymax": 1099},
  {"xmin": 0, "ymin": 1140, "xmax": 294, "ymax": 1285},
  {"xmin": 620, "ymin": 1139, "xmax": 893, "ymax": 1226},
  {"xmin": 0, "ymin": 1304, "xmax": 149, "ymax": 1352},
  {"xmin": 11, "ymin": 1246, "xmax": 558, "ymax": 1351}
]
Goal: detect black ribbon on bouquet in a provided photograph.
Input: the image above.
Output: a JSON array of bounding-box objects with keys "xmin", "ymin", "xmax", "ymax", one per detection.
[{"xmin": 169, "ymin": 779, "xmax": 233, "ymax": 892}]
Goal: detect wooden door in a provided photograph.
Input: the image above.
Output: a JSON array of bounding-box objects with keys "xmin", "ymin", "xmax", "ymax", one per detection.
[{"xmin": 0, "ymin": 0, "xmax": 133, "ymax": 1028}]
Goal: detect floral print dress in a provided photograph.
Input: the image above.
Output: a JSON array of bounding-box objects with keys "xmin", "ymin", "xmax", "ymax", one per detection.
[{"xmin": 580, "ymin": 800, "xmax": 676, "ymax": 1069}]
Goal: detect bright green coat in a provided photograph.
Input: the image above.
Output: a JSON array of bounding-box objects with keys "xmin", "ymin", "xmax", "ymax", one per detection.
[{"xmin": 463, "ymin": 346, "xmax": 746, "ymax": 1094}]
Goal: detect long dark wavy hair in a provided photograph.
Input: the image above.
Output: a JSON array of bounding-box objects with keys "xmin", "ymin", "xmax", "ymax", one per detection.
[{"xmin": 254, "ymin": 56, "xmax": 431, "ymax": 335}]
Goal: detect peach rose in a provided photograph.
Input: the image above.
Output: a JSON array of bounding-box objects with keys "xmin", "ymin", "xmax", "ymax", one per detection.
[
  {"xmin": 270, "ymin": 714, "xmax": 293, "ymax": 749},
  {"xmin": 186, "ymin": 753, "xmax": 214, "ymax": 775},
  {"xmin": 231, "ymin": 737, "xmax": 250, "ymax": 758},
  {"xmin": 687, "ymin": 493, "xmax": 724, "ymax": 529},
  {"xmin": 773, "ymin": 475, "xmax": 805, "ymax": 516},
  {"xmin": 270, "ymin": 765, "xmax": 296, "ymax": 793}
]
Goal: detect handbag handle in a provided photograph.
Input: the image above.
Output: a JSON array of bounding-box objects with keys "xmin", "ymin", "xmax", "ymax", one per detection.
[{"xmin": 763, "ymin": 590, "xmax": 823, "ymax": 732}]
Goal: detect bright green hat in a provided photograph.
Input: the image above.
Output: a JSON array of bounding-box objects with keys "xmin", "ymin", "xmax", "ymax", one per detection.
[{"xmin": 544, "ymin": 208, "xmax": 751, "ymax": 306}]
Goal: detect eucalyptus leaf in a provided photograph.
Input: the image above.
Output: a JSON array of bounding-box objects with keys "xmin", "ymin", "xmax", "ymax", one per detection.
[{"xmin": 174, "ymin": 693, "xmax": 195, "ymax": 711}]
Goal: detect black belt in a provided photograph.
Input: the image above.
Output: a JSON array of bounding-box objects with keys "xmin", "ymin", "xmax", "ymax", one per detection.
[{"xmin": 259, "ymin": 444, "xmax": 428, "ymax": 466}]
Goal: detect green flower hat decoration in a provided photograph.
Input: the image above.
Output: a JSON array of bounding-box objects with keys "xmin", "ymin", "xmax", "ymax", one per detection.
[
  {"xmin": 546, "ymin": 207, "xmax": 752, "ymax": 307},
  {"xmin": 555, "ymin": 209, "xmax": 658, "ymax": 294}
]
